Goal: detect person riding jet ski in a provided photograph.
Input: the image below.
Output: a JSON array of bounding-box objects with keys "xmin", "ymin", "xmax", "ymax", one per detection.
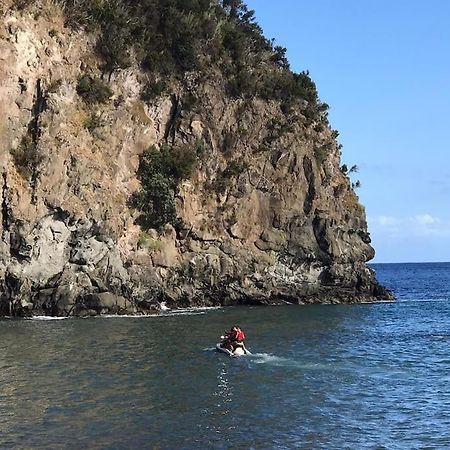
[{"xmin": 218, "ymin": 325, "xmax": 249, "ymax": 356}]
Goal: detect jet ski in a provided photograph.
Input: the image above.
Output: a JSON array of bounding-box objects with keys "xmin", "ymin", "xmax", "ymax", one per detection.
[{"xmin": 216, "ymin": 336, "xmax": 251, "ymax": 357}]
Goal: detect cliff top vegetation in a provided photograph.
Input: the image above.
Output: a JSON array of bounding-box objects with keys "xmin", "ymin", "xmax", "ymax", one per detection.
[{"xmin": 12, "ymin": 0, "xmax": 329, "ymax": 121}]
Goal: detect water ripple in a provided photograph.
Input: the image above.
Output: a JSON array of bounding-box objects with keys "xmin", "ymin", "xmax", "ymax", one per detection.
[{"xmin": 0, "ymin": 263, "xmax": 450, "ymax": 448}]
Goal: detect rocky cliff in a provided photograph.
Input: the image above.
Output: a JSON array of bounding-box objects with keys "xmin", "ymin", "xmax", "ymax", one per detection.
[{"xmin": 0, "ymin": 0, "xmax": 392, "ymax": 316}]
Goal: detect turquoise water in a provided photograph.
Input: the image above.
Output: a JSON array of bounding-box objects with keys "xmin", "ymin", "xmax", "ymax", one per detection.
[{"xmin": 1, "ymin": 263, "xmax": 450, "ymax": 449}]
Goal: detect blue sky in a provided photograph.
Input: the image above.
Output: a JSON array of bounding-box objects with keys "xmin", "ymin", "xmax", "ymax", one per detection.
[{"xmin": 245, "ymin": 0, "xmax": 450, "ymax": 262}]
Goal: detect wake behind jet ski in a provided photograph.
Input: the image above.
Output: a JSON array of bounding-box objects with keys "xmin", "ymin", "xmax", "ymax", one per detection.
[{"xmin": 216, "ymin": 325, "xmax": 251, "ymax": 357}]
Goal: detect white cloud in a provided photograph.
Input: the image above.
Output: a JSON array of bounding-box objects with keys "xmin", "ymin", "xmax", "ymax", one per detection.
[
  {"xmin": 415, "ymin": 214, "xmax": 440, "ymax": 225},
  {"xmin": 371, "ymin": 215, "xmax": 398, "ymax": 226},
  {"xmin": 368, "ymin": 214, "xmax": 450, "ymax": 239}
]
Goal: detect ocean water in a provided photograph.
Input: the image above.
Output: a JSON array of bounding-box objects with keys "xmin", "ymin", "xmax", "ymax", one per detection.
[{"xmin": 0, "ymin": 263, "xmax": 449, "ymax": 449}]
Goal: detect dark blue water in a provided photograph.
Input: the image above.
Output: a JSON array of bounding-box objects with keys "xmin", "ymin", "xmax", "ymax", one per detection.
[
  {"xmin": 0, "ymin": 263, "xmax": 449, "ymax": 449},
  {"xmin": 372, "ymin": 261, "xmax": 450, "ymax": 302}
]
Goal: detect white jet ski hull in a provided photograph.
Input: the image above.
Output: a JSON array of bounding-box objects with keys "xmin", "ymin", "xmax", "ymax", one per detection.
[{"xmin": 216, "ymin": 343, "xmax": 249, "ymax": 357}]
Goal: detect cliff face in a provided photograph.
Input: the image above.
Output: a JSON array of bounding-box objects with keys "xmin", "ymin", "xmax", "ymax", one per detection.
[{"xmin": 0, "ymin": 1, "xmax": 392, "ymax": 316}]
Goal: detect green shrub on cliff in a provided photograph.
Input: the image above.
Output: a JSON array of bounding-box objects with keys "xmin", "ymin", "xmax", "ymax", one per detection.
[
  {"xmin": 141, "ymin": 80, "xmax": 168, "ymax": 102},
  {"xmin": 138, "ymin": 144, "xmax": 197, "ymax": 186},
  {"xmin": 132, "ymin": 173, "xmax": 177, "ymax": 230},
  {"xmin": 83, "ymin": 113, "xmax": 103, "ymax": 132},
  {"xmin": 10, "ymin": 136, "xmax": 33, "ymax": 179},
  {"xmin": 10, "ymin": 132, "xmax": 44, "ymax": 180},
  {"xmin": 54, "ymin": 0, "xmax": 328, "ymax": 120},
  {"xmin": 76, "ymin": 76, "xmax": 112, "ymax": 104},
  {"xmin": 314, "ymin": 145, "xmax": 330, "ymax": 165},
  {"xmin": 131, "ymin": 144, "xmax": 197, "ymax": 230},
  {"xmin": 15, "ymin": 0, "xmax": 329, "ymax": 120},
  {"xmin": 214, "ymin": 158, "xmax": 249, "ymax": 192},
  {"xmin": 12, "ymin": 0, "xmax": 34, "ymax": 10}
]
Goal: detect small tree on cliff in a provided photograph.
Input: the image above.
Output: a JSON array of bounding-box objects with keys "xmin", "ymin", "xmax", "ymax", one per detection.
[{"xmin": 131, "ymin": 144, "xmax": 197, "ymax": 231}]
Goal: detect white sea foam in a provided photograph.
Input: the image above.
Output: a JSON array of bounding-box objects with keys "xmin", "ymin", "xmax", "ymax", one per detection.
[
  {"xmin": 97, "ymin": 312, "xmax": 207, "ymax": 318},
  {"xmin": 160, "ymin": 306, "xmax": 222, "ymax": 317},
  {"xmin": 24, "ymin": 305, "xmax": 221, "ymax": 321},
  {"xmin": 171, "ymin": 306, "xmax": 222, "ymax": 312},
  {"xmin": 203, "ymin": 347, "xmax": 217, "ymax": 352},
  {"xmin": 248, "ymin": 352, "xmax": 327, "ymax": 370},
  {"xmin": 29, "ymin": 316, "xmax": 69, "ymax": 321},
  {"xmin": 161, "ymin": 310, "xmax": 207, "ymax": 317},
  {"xmin": 96, "ymin": 314, "xmax": 160, "ymax": 319},
  {"xmin": 95, "ymin": 307, "xmax": 219, "ymax": 318},
  {"xmin": 250, "ymin": 353, "xmax": 293, "ymax": 365},
  {"xmin": 360, "ymin": 299, "xmax": 396, "ymax": 304}
]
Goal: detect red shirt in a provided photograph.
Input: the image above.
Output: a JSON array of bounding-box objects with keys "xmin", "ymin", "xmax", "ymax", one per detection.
[{"xmin": 235, "ymin": 328, "xmax": 245, "ymax": 342}]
